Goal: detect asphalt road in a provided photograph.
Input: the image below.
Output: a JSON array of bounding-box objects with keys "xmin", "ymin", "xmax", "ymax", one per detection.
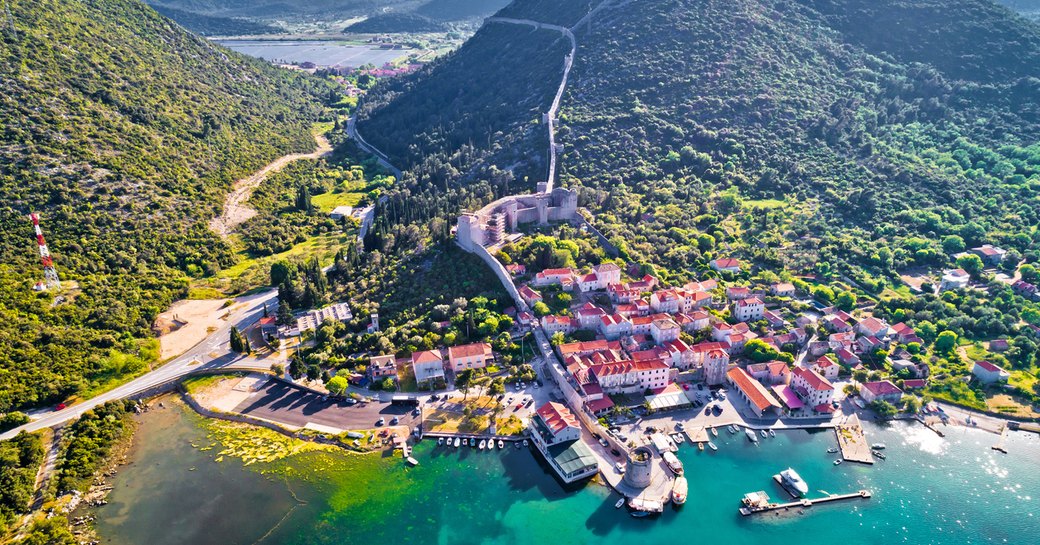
[
  {"xmin": 0, "ymin": 289, "xmax": 282, "ymax": 441},
  {"xmin": 233, "ymin": 379, "xmax": 420, "ymax": 431}
]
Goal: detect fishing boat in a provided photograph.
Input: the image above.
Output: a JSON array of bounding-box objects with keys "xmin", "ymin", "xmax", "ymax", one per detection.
[
  {"xmin": 768, "ymin": 429, "xmax": 776, "ymax": 438},
  {"xmin": 515, "ymin": 441, "xmax": 521, "ymax": 448},
  {"xmin": 774, "ymin": 468, "xmax": 809, "ymax": 498},
  {"xmin": 498, "ymin": 440, "xmax": 504, "ymax": 449},
  {"xmin": 469, "ymin": 438, "xmax": 476, "ymax": 447},
  {"xmin": 746, "ymin": 428, "xmax": 759, "ymax": 443},
  {"xmin": 760, "ymin": 429, "xmax": 768, "ymax": 438},
  {"xmin": 615, "ymin": 498, "xmax": 625, "ymax": 509},
  {"xmin": 739, "ymin": 491, "xmax": 772, "ymax": 516},
  {"xmin": 827, "ymin": 447, "xmax": 839, "ymax": 454},
  {"xmin": 523, "ymin": 439, "xmax": 529, "ymax": 447},
  {"xmin": 711, "ymin": 427, "xmax": 719, "ymax": 437},
  {"xmin": 672, "ymin": 476, "xmax": 688, "ymax": 505},
  {"xmin": 672, "ymin": 433, "xmax": 685, "ymax": 444},
  {"xmin": 708, "ymin": 441, "xmax": 718, "ymax": 452},
  {"xmin": 453, "ymin": 438, "xmax": 460, "ymax": 447},
  {"xmin": 871, "ymin": 443, "xmax": 887, "ymax": 450},
  {"xmin": 630, "ymin": 510, "xmax": 654, "ymax": 518},
  {"xmin": 479, "ymin": 439, "xmax": 487, "ymax": 450},
  {"xmin": 406, "ymin": 456, "xmax": 419, "ymax": 466},
  {"xmin": 728, "ymin": 425, "xmax": 738, "ymax": 434},
  {"xmin": 833, "ymin": 459, "xmax": 843, "ymax": 465},
  {"xmin": 663, "ymin": 451, "xmax": 684, "ymax": 475},
  {"xmin": 872, "ymin": 450, "xmax": 886, "ymax": 460},
  {"xmin": 697, "ymin": 442, "xmax": 704, "ymax": 451},
  {"xmin": 437, "ymin": 437, "xmax": 444, "ymax": 446}
]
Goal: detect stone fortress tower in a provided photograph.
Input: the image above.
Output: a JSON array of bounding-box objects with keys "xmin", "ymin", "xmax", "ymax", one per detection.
[{"xmin": 623, "ymin": 446, "xmax": 654, "ymax": 489}]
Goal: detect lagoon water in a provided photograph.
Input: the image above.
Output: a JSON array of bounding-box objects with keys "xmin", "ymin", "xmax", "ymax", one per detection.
[{"xmin": 95, "ymin": 403, "xmax": 1040, "ymax": 545}]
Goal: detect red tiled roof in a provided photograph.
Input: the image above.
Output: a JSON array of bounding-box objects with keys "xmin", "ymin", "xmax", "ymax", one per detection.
[
  {"xmin": 590, "ymin": 359, "xmax": 669, "ymax": 377},
  {"xmin": 974, "ymin": 360, "xmax": 1004, "ymax": 373},
  {"xmin": 411, "ymin": 350, "xmax": 443, "ymax": 364},
  {"xmin": 861, "ymin": 380, "xmax": 902, "ymax": 396},
  {"xmin": 536, "ymin": 402, "xmax": 579, "ymax": 434},
  {"xmin": 712, "ymin": 258, "xmax": 741, "ymax": 269},
  {"xmin": 727, "ymin": 367, "xmax": 781, "ymax": 412},
  {"xmin": 447, "ymin": 342, "xmax": 492, "ymax": 360},
  {"xmin": 586, "ymin": 396, "xmax": 615, "ymax": 413},
  {"xmin": 814, "ymin": 355, "xmax": 837, "ymax": 368},
  {"xmin": 814, "ymin": 403, "xmax": 836, "ymax": 413},
  {"xmin": 792, "ymin": 366, "xmax": 833, "ymax": 391},
  {"xmin": 902, "ymin": 379, "xmax": 927, "ymax": 389},
  {"xmin": 539, "ymin": 268, "xmax": 574, "ymax": 276}
]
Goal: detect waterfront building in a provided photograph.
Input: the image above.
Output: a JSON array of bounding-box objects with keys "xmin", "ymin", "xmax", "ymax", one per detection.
[
  {"xmin": 726, "ymin": 367, "xmax": 781, "ymax": 417},
  {"xmin": 446, "ymin": 343, "xmax": 493, "ymax": 372},
  {"xmin": 530, "ymin": 402, "xmax": 599, "ymax": 483},
  {"xmin": 859, "ymin": 380, "xmax": 903, "ymax": 404},
  {"xmin": 411, "ymin": 350, "xmax": 445, "ymax": 386}
]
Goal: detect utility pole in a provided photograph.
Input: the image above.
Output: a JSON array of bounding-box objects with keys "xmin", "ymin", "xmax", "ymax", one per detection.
[{"xmin": 30, "ymin": 213, "xmax": 60, "ymax": 291}]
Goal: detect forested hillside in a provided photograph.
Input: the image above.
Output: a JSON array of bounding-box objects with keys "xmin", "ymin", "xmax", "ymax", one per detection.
[
  {"xmin": 151, "ymin": 5, "xmax": 280, "ymax": 35},
  {"xmin": 358, "ymin": 21, "xmax": 570, "ymax": 190},
  {"xmin": 360, "ymin": 0, "xmax": 1040, "ymax": 284},
  {"xmin": 0, "ymin": 0, "xmax": 333, "ymax": 411}
]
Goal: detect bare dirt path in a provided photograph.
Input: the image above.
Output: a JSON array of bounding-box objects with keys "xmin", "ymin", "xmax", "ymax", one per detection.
[{"xmin": 209, "ymin": 133, "xmax": 332, "ymax": 237}]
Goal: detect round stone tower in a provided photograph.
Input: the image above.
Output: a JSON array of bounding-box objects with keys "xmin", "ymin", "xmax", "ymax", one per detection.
[{"xmin": 623, "ymin": 446, "xmax": 654, "ymax": 489}]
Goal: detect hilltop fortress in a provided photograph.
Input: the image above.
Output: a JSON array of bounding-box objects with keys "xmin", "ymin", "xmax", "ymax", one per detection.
[{"xmin": 456, "ymin": 187, "xmax": 579, "ymax": 251}]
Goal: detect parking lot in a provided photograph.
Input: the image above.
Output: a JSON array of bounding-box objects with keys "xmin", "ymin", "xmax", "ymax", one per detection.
[
  {"xmin": 233, "ymin": 379, "xmax": 421, "ymax": 432},
  {"xmin": 604, "ymin": 385, "xmax": 748, "ymax": 445}
]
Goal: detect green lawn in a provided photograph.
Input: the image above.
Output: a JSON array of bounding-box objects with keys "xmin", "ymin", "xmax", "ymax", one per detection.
[
  {"xmin": 743, "ymin": 198, "xmax": 787, "ymax": 209},
  {"xmin": 204, "ymin": 232, "xmax": 355, "ymax": 293},
  {"xmin": 312, "ymin": 188, "xmax": 365, "ymax": 213}
]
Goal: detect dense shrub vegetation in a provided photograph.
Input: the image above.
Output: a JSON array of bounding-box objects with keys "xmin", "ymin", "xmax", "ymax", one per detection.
[
  {"xmin": 0, "ymin": 0, "xmax": 335, "ymax": 412},
  {"xmin": 55, "ymin": 401, "xmax": 134, "ymax": 494},
  {"xmin": 0, "ymin": 433, "xmax": 43, "ymax": 535},
  {"xmin": 151, "ymin": 5, "xmax": 279, "ymax": 35}
]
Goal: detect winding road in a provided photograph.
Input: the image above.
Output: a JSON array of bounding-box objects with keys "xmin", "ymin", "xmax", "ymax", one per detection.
[{"xmin": 0, "ymin": 289, "xmax": 283, "ymax": 441}]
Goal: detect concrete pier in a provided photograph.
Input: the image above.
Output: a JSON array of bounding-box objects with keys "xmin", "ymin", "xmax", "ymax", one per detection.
[
  {"xmin": 740, "ymin": 490, "xmax": 872, "ymax": 516},
  {"xmin": 834, "ymin": 414, "xmax": 874, "ymax": 464}
]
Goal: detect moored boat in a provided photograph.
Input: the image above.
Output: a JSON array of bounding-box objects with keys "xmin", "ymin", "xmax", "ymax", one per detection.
[
  {"xmin": 768, "ymin": 429, "xmax": 776, "ymax": 438},
  {"xmin": 708, "ymin": 441, "xmax": 718, "ymax": 451},
  {"xmin": 615, "ymin": 498, "xmax": 625, "ymax": 509},
  {"xmin": 728, "ymin": 425, "xmax": 738, "ymax": 434},
  {"xmin": 746, "ymin": 428, "xmax": 759, "ymax": 443},
  {"xmin": 760, "ymin": 429, "xmax": 768, "ymax": 438},
  {"xmin": 498, "ymin": 439, "xmax": 504, "ymax": 449},
  {"xmin": 470, "ymin": 438, "xmax": 476, "ymax": 447},
  {"xmin": 871, "ymin": 443, "xmax": 886, "ymax": 450},
  {"xmin": 827, "ymin": 447, "xmax": 839, "ymax": 454},
  {"xmin": 711, "ymin": 427, "xmax": 719, "ymax": 437},
  {"xmin": 523, "ymin": 439, "xmax": 529, "ymax": 447},
  {"xmin": 672, "ymin": 476, "xmax": 688, "ymax": 505},
  {"xmin": 697, "ymin": 441, "xmax": 704, "ymax": 451},
  {"xmin": 663, "ymin": 451, "xmax": 684, "ymax": 475},
  {"xmin": 872, "ymin": 450, "xmax": 886, "ymax": 460},
  {"xmin": 453, "ymin": 438, "xmax": 460, "ymax": 447},
  {"xmin": 479, "ymin": 439, "xmax": 487, "ymax": 450},
  {"xmin": 437, "ymin": 437, "xmax": 444, "ymax": 446},
  {"xmin": 834, "ymin": 459, "xmax": 842, "ymax": 465},
  {"xmin": 776, "ymin": 468, "xmax": 809, "ymax": 497},
  {"xmin": 406, "ymin": 456, "xmax": 419, "ymax": 466}
]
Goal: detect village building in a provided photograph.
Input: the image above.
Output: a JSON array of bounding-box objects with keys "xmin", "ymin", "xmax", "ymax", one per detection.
[
  {"xmin": 296, "ymin": 302, "xmax": 353, "ymax": 333},
  {"xmin": 733, "ymin": 297, "xmax": 765, "ymax": 322},
  {"xmin": 650, "ymin": 289, "xmax": 681, "ymax": 314},
  {"xmin": 589, "ymin": 359, "xmax": 671, "ymax": 394},
  {"xmin": 574, "ymin": 302, "xmax": 607, "ymax": 330},
  {"xmin": 675, "ymin": 310, "xmax": 711, "ymax": 332},
  {"xmin": 971, "ymin": 244, "xmax": 1007, "ymax": 265},
  {"xmin": 790, "ymin": 367, "xmax": 835, "ymax": 411},
  {"xmin": 771, "ymin": 282, "xmax": 796, "ymax": 297},
  {"xmin": 763, "ymin": 310, "xmax": 786, "ymax": 329},
  {"xmin": 726, "ymin": 286, "xmax": 751, "ymax": 300},
  {"xmin": 505, "ymin": 263, "xmax": 526, "ymax": 276},
  {"xmin": 710, "ymin": 258, "xmax": 742, "ymax": 273},
  {"xmin": 726, "ymin": 367, "xmax": 782, "ymax": 417},
  {"xmin": 811, "ymin": 355, "xmax": 840, "ymax": 380},
  {"xmin": 650, "ymin": 318, "xmax": 681, "ymax": 345},
  {"xmin": 411, "ymin": 350, "xmax": 445, "ymax": 385},
  {"xmin": 599, "ymin": 313, "xmax": 632, "ymax": 340},
  {"xmin": 329, "ymin": 205, "xmax": 353, "ymax": 221},
  {"xmin": 972, "ymin": 360, "xmax": 1010, "ymax": 384},
  {"xmin": 940, "ymin": 268, "xmax": 971, "ymax": 292},
  {"xmin": 541, "ymin": 315, "xmax": 577, "ymax": 336},
  {"xmin": 890, "ymin": 322, "xmax": 923, "ymax": 345},
  {"xmin": 835, "ymin": 347, "xmax": 861, "ymax": 367},
  {"xmin": 592, "ymin": 262, "xmax": 622, "ymax": 286},
  {"xmin": 530, "ymin": 402, "xmax": 599, "ymax": 483},
  {"xmin": 702, "ymin": 347, "xmax": 731, "ymax": 385},
  {"xmin": 859, "ymin": 380, "xmax": 903, "ymax": 404},
  {"xmin": 855, "ymin": 316, "xmax": 890, "ymax": 338},
  {"xmin": 446, "ymin": 343, "xmax": 493, "ymax": 373},
  {"xmin": 367, "ymin": 354, "xmax": 398, "ymax": 382}
]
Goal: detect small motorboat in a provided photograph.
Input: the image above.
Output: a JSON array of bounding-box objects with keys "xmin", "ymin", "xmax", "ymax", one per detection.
[
  {"xmin": 406, "ymin": 456, "xmax": 419, "ymax": 466},
  {"xmin": 768, "ymin": 429, "xmax": 776, "ymax": 438},
  {"xmin": 827, "ymin": 447, "xmax": 839, "ymax": 454},
  {"xmin": 729, "ymin": 425, "xmax": 738, "ymax": 434},
  {"xmin": 672, "ymin": 476, "xmax": 688, "ymax": 505},
  {"xmin": 872, "ymin": 450, "xmax": 886, "ymax": 460},
  {"xmin": 663, "ymin": 452, "xmax": 684, "ymax": 475},
  {"xmin": 672, "ymin": 433, "xmax": 685, "ymax": 444},
  {"xmin": 833, "ymin": 459, "xmax": 843, "ymax": 465},
  {"xmin": 707, "ymin": 441, "xmax": 718, "ymax": 451},
  {"xmin": 630, "ymin": 510, "xmax": 653, "ymax": 518},
  {"xmin": 697, "ymin": 442, "xmax": 704, "ymax": 451},
  {"xmin": 760, "ymin": 430, "xmax": 768, "ymax": 438},
  {"xmin": 523, "ymin": 439, "xmax": 529, "ymax": 447},
  {"xmin": 453, "ymin": 438, "xmax": 460, "ymax": 448},
  {"xmin": 615, "ymin": 498, "xmax": 625, "ymax": 509},
  {"xmin": 746, "ymin": 428, "xmax": 758, "ymax": 443},
  {"xmin": 469, "ymin": 438, "xmax": 476, "ymax": 447},
  {"xmin": 871, "ymin": 443, "xmax": 886, "ymax": 450},
  {"xmin": 479, "ymin": 439, "xmax": 487, "ymax": 450},
  {"xmin": 437, "ymin": 437, "xmax": 444, "ymax": 446},
  {"xmin": 498, "ymin": 440, "xmax": 505, "ymax": 449},
  {"xmin": 711, "ymin": 427, "xmax": 719, "ymax": 437},
  {"xmin": 515, "ymin": 441, "xmax": 521, "ymax": 448}
]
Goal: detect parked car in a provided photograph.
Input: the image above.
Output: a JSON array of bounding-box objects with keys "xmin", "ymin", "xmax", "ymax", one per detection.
[
  {"xmin": 598, "ymin": 438, "xmax": 609, "ymax": 447},
  {"xmin": 610, "ymin": 448, "xmax": 622, "ymax": 457},
  {"xmin": 704, "ymin": 407, "xmax": 712, "ymax": 416},
  {"xmin": 376, "ymin": 418, "xmax": 385, "ymax": 426},
  {"xmin": 390, "ymin": 417, "xmax": 399, "ymax": 425},
  {"xmin": 614, "ymin": 462, "xmax": 626, "ymax": 474}
]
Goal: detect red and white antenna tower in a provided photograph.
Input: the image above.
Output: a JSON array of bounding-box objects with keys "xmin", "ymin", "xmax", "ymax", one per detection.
[{"xmin": 30, "ymin": 213, "xmax": 61, "ymax": 291}]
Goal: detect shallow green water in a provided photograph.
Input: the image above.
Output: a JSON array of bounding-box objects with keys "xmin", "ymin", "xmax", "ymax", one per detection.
[{"xmin": 96, "ymin": 404, "xmax": 1040, "ymax": 545}]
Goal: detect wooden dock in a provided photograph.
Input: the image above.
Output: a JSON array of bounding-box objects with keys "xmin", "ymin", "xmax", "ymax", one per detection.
[
  {"xmin": 992, "ymin": 425, "xmax": 1009, "ymax": 453},
  {"xmin": 834, "ymin": 414, "xmax": 873, "ymax": 464},
  {"xmin": 740, "ymin": 490, "xmax": 872, "ymax": 516}
]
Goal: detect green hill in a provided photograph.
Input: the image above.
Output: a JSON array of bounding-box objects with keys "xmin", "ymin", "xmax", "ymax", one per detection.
[
  {"xmin": 0, "ymin": 0, "xmax": 333, "ymax": 411},
  {"xmin": 151, "ymin": 5, "xmax": 281, "ymax": 35},
  {"xmin": 345, "ymin": 12, "xmax": 449, "ymax": 33},
  {"xmin": 360, "ymin": 0, "xmax": 1040, "ymax": 281}
]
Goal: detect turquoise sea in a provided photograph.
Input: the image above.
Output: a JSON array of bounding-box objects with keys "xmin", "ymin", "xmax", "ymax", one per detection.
[{"xmin": 94, "ymin": 402, "xmax": 1040, "ymax": 545}]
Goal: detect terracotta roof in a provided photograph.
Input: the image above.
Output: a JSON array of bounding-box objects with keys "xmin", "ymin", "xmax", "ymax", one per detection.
[
  {"xmin": 861, "ymin": 380, "xmax": 902, "ymax": 396},
  {"xmin": 411, "ymin": 350, "xmax": 443, "ymax": 365},
  {"xmin": 727, "ymin": 367, "xmax": 781, "ymax": 412},
  {"xmin": 792, "ymin": 366, "xmax": 833, "ymax": 391},
  {"xmin": 536, "ymin": 402, "xmax": 579, "ymax": 434},
  {"xmin": 590, "ymin": 359, "xmax": 669, "ymax": 377},
  {"xmin": 974, "ymin": 360, "xmax": 1005, "ymax": 373},
  {"xmin": 558, "ymin": 339, "xmax": 612, "ymax": 355},
  {"xmin": 594, "ymin": 263, "xmax": 621, "ymax": 272},
  {"xmin": 814, "ymin": 355, "xmax": 837, "ymax": 368},
  {"xmin": 712, "ymin": 258, "xmax": 741, "ymax": 269},
  {"xmin": 736, "ymin": 297, "xmax": 764, "ymax": 307},
  {"xmin": 447, "ymin": 342, "xmax": 492, "ymax": 360},
  {"xmin": 539, "ymin": 268, "xmax": 574, "ymax": 276}
]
